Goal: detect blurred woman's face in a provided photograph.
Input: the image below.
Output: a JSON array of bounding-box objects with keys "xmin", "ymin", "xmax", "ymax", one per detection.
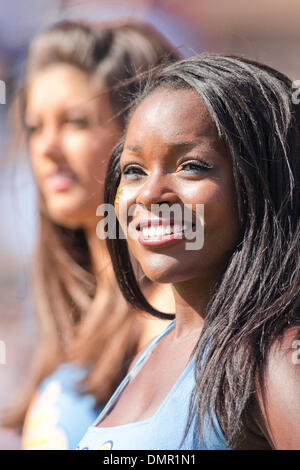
[
  {"xmin": 116, "ymin": 87, "xmax": 241, "ymax": 285},
  {"xmin": 25, "ymin": 63, "xmax": 122, "ymax": 229}
]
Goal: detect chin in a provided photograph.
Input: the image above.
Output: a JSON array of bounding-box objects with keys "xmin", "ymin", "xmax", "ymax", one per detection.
[
  {"xmin": 47, "ymin": 212, "xmax": 82, "ymax": 229},
  {"xmin": 138, "ymin": 261, "xmax": 184, "ymax": 284},
  {"xmin": 45, "ymin": 205, "xmax": 84, "ymax": 229},
  {"xmin": 44, "ymin": 196, "xmax": 98, "ymax": 230}
]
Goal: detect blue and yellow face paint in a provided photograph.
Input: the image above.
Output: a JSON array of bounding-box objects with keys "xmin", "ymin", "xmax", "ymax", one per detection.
[{"xmin": 114, "ymin": 187, "xmax": 123, "ymax": 204}]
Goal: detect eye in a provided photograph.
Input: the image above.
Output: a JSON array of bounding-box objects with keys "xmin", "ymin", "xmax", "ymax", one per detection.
[
  {"xmin": 122, "ymin": 165, "xmax": 146, "ymax": 179},
  {"xmin": 25, "ymin": 123, "xmax": 40, "ymax": 135},
  {"xmin": 68, "ymin": 117, "xmax": 89, "ymax": 128},
  {"xmin": 180, "ymin": 159, "xmax": 213, "ymax": 174}
]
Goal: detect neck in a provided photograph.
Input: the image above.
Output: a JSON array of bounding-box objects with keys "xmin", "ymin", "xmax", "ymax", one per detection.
[{"xmin": 170, "ymin": 273, "xmax": 220, "ymax": 339}]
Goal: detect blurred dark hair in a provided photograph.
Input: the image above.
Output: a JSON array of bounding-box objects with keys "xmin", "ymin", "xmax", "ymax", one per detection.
[
  {"xmin": 2, "ymin": 19, "xmax": 181, "ymax": 429},
  {"xmin": 104, "ymin": 54, "xmax": 300, "ymax": 448}
]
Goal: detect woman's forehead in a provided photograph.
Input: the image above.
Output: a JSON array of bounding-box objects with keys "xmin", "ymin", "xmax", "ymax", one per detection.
[{"xmin": 125, "ymin": 87, "xmax": 219, "ymax": 147}]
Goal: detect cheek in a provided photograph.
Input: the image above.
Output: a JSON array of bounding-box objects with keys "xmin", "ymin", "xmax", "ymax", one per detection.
[
  {"xmin": 178, "ymin": 177, "xmax": 240, "ymax": 252},
  {"xmin": 201, "ymin": 182, "xmax": 240, "ymax": 251},
  {"xmin": 114, "ymin": 185, "xmax": 140, "ymax": 230},
  {"xmin": 177, "ymin": 180, "xmax": 223, "ymax": 229},
  {"xmin": 62, "ymin": 134, "xmax": 104, "ymax": 186},
  {"xmin": 65, "ymin": 129, "xmax": 120, "ymax": 180},
  {"xmin": 65, "ymin": 131, "xmax": 98, "ymax": 158},
  {"xmin": 30, "ymin": 148, "xmax": 44, "ymax": 185}
]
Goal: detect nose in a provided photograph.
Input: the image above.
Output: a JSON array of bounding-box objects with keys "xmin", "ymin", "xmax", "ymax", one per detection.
[
  {"xmin": 135, "ymin": 172, "xmax": 179, "ymax": 209},
  {"xmin": 39, "ymin": 124, "xmax": 64, "ymax": 161}
]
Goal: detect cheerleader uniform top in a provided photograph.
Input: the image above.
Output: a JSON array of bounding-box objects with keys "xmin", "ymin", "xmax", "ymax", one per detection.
[
  {"xmin": 22, "ymin": 363, "xmax": 102, "ymax": 450},
  {"xmin": 77, "ymin": 320, "xmax": 229, "ymax": 450}
]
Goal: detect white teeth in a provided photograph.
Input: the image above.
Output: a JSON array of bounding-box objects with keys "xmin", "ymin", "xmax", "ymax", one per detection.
[
  {"xmin": 149, "ymin": 226, "xmax": 156, "ymax": 237},
  {"xmin": 140, "ymin": 224, "xmax": 188, "ymax": 238},
  {"xmin": 141, "ymin": 227, "xmax": 150, "ymax": 237}
]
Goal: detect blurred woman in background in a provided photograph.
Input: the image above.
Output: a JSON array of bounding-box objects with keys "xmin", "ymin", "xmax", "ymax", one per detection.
[{"xmin": 1, "ymin": 20, "xmax": 179, "ymax": 449}]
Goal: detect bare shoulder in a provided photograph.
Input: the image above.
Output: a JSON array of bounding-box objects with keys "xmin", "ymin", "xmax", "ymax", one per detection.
[{"xmin": 258, "ymin": 327, "xmax": 300, "ymax": 449}]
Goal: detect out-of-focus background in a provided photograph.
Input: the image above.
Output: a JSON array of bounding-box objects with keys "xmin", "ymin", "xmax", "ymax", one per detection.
[{"xmin": 1, "ymin": 0, "xmax": 300, "ymax": 449}]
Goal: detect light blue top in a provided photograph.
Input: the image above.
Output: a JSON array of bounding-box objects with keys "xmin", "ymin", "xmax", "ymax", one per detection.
[
  {"xmin": 23, "ymin": 363, "xmax": 102, "ymax": 450},
  {"xmin": 77, "ymin": 321, "xmax": 229, "ymax": 450}
]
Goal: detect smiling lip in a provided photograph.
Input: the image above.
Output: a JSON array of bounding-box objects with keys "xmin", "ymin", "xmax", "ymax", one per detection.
[
  {"xmin": 138, "ymin": 230, "xmax": 187, "ymax": 247},
  {"xmin": 135, "ymin": 219, "xmax": 195, "ymax": 247},
  {"xmin": 46, "ymin": 172, "xmax": 77, "ymax": 192}
]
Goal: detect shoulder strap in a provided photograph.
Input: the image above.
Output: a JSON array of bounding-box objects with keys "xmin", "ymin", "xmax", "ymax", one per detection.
[{"xmin": 93, "ymin": 320, "xmax": 175, "ymax": 426}]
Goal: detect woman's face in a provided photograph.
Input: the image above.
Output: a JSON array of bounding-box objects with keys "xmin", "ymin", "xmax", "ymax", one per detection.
[
  {"xmin": 25, "ymin": 63, "xmax": 122, "ymax": 229},
  {"xmin": 116, "ymin": 87, "xmax": 241, "ymax": 284}
]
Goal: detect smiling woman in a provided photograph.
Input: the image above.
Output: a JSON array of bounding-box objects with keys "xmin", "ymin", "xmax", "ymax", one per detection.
[
  {"xmin": 116, "ymin": 88, "xmax": 240, "ymax": 285},
  {"xmin": 77, "ymin": 55, "xmax": 300, "ymax": 450}
]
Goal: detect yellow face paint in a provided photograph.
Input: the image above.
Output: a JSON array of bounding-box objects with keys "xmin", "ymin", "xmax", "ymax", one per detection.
[{"xmin": 114, "ymin": 187, "xmax": 123, "ymax": 204}]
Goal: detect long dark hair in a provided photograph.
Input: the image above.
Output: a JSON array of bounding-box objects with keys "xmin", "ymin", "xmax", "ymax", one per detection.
[
  {"xmin": 2, "ymin": 20, "xmax": 181, "ymax": 428},
  {"xmin": 104, "ymin": 55, "xmax": 300, "ymax": 448}
]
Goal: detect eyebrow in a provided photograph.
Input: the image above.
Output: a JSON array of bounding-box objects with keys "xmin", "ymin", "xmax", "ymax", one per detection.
[
  {"xmin": 125, "ymin": 145, "xmax": 143, "ymax": 152},
  {"xmin": 125, "ymin": 141, "xmax": 201, "ymax": 153}
]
